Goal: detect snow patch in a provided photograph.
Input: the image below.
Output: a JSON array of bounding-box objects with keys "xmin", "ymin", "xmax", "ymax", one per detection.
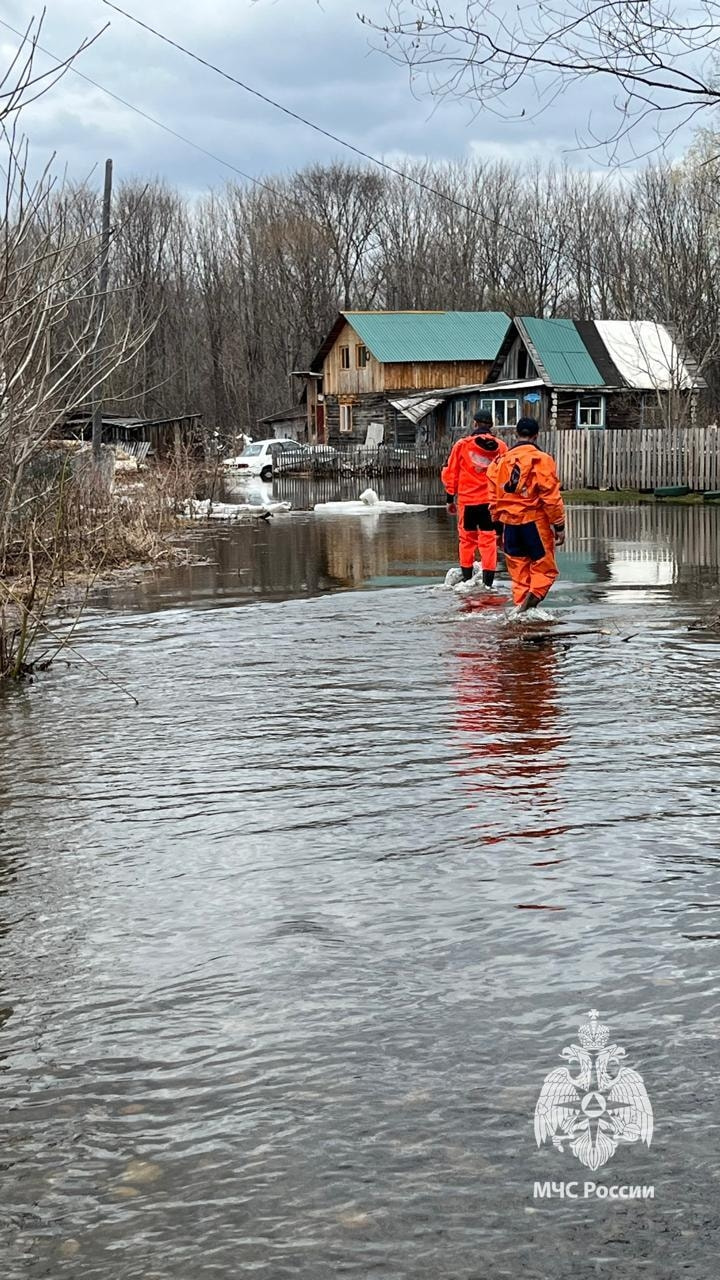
[{"xmin": 182, "ymin": 498, "xmax": 291, "ymax": 520}]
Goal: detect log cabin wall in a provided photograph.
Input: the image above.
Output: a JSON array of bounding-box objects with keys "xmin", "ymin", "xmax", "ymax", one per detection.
[
  {"xmin": 324, "ymin": 393, "xmax": 393, "ymax": 445},
  {"xmin": 555, "ymin": 393, "xmax": 580, "ymax": 430},
  {"xmin": 550, "ymin": 389, "xmax": 692, "ymax": 429},
  {"xmin": 607, "ymin": 391, "xmax": 645, "ymax": 429}
]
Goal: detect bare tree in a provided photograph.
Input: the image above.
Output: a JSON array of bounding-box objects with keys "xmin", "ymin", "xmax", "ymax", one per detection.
[
  {"xmin": 0, "ymin": 17, "xmax": 156, "ymax": 679},
  {"xmin": 361, "ymin": 0, "xmax": 720, "ymax": 160}
]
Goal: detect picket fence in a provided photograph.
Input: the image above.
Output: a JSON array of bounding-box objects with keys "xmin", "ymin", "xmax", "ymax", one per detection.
[{"xmin": 275, "ymin": 428, "xmax": 720, "ymax": 491}]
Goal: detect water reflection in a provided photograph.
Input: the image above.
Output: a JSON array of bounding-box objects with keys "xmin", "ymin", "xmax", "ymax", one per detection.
[
  {"xmin": 88, "ymin": 493, "xmax": 720, "ymax": 617},
  {"xmin": 451, "ymin": 628, "xmax": 568, "ymax": 851},
  {"xmin": 561, "ymin": 502, "xmax": 720, "ymax": 589},
  {"xmin": 273, "ymin": 473, "xmax": 444, "ymax": 509},
  {"xmin": 91, "ymin": 509, "xmax": 455, "ymax": 612}
]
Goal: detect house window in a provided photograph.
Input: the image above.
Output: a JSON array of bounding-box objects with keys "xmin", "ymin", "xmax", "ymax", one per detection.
[
  {"xmin": 339, "ymin": 404, "xmax": 353, "ymax": 434},
  {"xmin": 356, "ymin": 344, "xmax": 369, "ymax": 368},
  {"xmin": 576, "ymin": 395, "xmax": 605, "ymax": 428},
  {"xmin": 340, "ymin": 345, "xmax": 350, "ymax": 370},
  {"xmin": 479, "ymin": 398, "xmax": 519, "ymax": 427}
]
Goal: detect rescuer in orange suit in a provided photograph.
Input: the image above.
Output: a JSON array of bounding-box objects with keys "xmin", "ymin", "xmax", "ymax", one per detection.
[
  {"xmin": 441, "ymin": 409, "xmax": 509, "ymax": 587},
  {"xmin": 486, "ymin": 416, "xmax": 566, "ymax": 613}
]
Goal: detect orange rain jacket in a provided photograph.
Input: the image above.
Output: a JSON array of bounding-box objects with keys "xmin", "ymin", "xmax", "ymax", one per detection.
[
  {"xmin": 441, "ymin": 431, "xmax": 508, "ymax": 505},
  {"xmin": 486, "ymin": 442, "xmax": 565, "ymax": 528}
]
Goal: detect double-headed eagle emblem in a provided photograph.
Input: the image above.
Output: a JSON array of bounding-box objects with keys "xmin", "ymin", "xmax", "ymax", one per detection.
[{"xmin": 534, "ymin": 1011, "xmax": 653, "ymax": 1171}]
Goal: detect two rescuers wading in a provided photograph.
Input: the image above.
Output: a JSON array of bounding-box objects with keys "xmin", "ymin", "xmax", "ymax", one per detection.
[
  {"xmin": 441, "ymin": 409, "xmax": 508, "ymax": 587},
  {"xmin": 486, "ymin": 416, "xmax": 566, "ymax": 613}
]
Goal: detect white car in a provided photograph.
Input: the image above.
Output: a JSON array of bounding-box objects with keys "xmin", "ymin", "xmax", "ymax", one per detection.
[{"xmin": 223, "ymin": 438, "xmax": 304, "ymax": 481}]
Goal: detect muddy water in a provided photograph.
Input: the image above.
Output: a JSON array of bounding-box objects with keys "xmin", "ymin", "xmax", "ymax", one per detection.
[{"xmin": 1, "ymin": 496, "xmax": 720, "ymax": 1279}]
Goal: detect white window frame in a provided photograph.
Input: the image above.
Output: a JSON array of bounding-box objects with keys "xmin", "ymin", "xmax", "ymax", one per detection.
[
  {"xmin": 339, "ymin": 345, "xmax": 350, "ymax": 370},
  {"xmin": 479, "ymin": 397, "xmax": 520, "ymax": 428},
  {"xmin": 339, "ymin": 404, "xmax": 353, "ymax": 434},
  {"xmin": 355, "ymin": 344, "xmax": 369, "ymax": 369},
  {"xmin": 576, "ymin": 395, "xmax": 605, "ymax": 428}
]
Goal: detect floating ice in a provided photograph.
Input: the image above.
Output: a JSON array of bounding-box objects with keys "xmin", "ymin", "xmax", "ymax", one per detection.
[
  {"xmin": 314, "ymin": 487, "xmax": 428, "ymax": 515},
  {"xmin": 182, "ymin": 498, "xmax": 291, "ymax": 520}
]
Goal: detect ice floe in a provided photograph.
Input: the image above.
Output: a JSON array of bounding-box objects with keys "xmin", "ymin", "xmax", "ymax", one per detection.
[
  {"xmin": 182, "ymin": 498, "xmax": 291, "ymax": 520},
  {"xmin": 314, "ymin": 487, "xmax": 428, "ymax": 515}
]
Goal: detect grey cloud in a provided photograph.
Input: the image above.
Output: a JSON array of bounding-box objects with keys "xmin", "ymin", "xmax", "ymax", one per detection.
[{"xmin": 6, "ymin": 0, "xmax": 695, "ymax": 196}]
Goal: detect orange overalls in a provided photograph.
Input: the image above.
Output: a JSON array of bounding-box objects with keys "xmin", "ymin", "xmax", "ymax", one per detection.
[
  {"xmin": 441, "ymin": 431, "xmax": 508, "ymax": 572},
  {"xmin": 486, "ymin": 443, "xmax": 565, "ymax": 606}
]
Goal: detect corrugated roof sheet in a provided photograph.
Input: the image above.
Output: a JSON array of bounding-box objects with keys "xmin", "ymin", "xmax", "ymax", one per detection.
[
  {"xmin": 520, "ymin": 317, "xmax": 605, "ymax": 387},
  {"xmin": 344, "ymin": 310, "xmax": 511, "ymax": 363},
  {"xmin": 594, "ymin": 319, "xmax": 699, "ymax": 390},
  {"xmin": 389, "ymin": 395, "xmax": 445, "ymax": 424}
]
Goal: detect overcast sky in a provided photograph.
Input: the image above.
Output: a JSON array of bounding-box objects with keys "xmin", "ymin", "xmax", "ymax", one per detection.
[{"xmin": 0, "ymin": 0, "xmax": 694, "ymax": 195}]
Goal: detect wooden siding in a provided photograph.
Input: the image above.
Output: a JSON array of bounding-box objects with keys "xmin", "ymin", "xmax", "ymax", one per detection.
[
  {"xmin": 383, "ymin": 360, "xmax": 493, "ymax": 391},
  {"xmin": 324, "ymin": 392, "xmax": 393, "ymax": 446},
  {"xmin": 496, "ymin": 334, "xmax": 537, "ymax": 382},
  {"xmin": 322, "ymin": 321, "xmax": 385, "ymax": 394}
]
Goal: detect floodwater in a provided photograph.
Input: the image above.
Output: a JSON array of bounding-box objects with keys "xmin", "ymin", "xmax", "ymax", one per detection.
[{"xmin": 1, "ymin": 489, "xmax": 720, "ymax": 1279}]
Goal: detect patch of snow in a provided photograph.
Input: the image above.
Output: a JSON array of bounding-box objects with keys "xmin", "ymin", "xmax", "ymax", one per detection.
[
  {"xmin": 594, "ymin": 319, "xmax": 696, "ymax": 391},
  {"xmin": 182, "ymin": 499, "xmax": 291, "ymax": 520}
]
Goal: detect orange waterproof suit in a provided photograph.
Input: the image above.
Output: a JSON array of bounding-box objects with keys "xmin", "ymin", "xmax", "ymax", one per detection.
[
  {"xmin": 486, "ymin": 442, "xmax": 565, "ymax": 605},
  {"xmin": 441, "ymin": 431, "xmax": 508, "ymax": 571}
]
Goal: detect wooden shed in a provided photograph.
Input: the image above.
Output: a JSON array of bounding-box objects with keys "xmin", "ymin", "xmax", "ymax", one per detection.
[{"xmin": 62, "ymin": 412, "xmax": 202, "ymax": 457}]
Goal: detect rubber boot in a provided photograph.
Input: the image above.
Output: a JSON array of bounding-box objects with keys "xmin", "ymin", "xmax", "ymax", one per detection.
[
  {"xmin": 516, "ymin": 591, "xmax": 543, "ymax": 614},
  {"xmin": 461, "ymin": 565, "xmax": 474, "ymax": 582},
  {"xmin": 482, "ymin": 569, "xmax": 495, "ymax": 588}
]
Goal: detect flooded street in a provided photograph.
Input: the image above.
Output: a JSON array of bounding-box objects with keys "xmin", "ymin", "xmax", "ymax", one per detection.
[{"xmin": 2, "ymin": 495, "xmax": 720, "ymax": 1278}]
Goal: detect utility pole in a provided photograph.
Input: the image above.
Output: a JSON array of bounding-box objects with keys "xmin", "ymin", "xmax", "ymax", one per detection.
[{"xmin": 91, "ymin": 158, "xmax": 113, "ymax": 462}]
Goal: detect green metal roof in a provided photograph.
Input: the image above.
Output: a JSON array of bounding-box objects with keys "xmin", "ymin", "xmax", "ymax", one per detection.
[
  {"xmin": 343, "ymin": 310, "xmax": 511, "ymax": 363},
  {"xmin": 520, "ymin": 317, "xmax": 605, "ymax": 387}
]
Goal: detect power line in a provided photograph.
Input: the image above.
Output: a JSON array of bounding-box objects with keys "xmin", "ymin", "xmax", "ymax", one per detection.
[
  {"xmin": 3, "ymin": 13, "xmax": 513, "ymax": 248},
  {"xmin": 101, "ymin": 0, "xmax": 541, "ymax": 244},
  {"xmin": 0, "ymin": 16, "xmax": 281, "ymax": 194}
]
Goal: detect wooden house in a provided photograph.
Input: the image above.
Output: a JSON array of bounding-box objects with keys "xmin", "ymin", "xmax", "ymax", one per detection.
[
  {"xmin": 479, "ymin": 317, "xmax": 705, "ymax": 431},
  {"xmin": 290, "ymin": 311, "xmax": 705, "ymax": 448},
  {"xmin": 301, "ymin": 310, "xmax": 512, "ymax": 445}
]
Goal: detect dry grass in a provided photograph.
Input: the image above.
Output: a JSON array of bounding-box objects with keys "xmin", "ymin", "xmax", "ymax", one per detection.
[{"xmin": 0, "ymin": 448, "xmax": 214, "ymax": 682}]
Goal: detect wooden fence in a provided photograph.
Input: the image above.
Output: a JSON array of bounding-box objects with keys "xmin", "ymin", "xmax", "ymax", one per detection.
[
  {"xmin": 274, "ymin": 428, "xmax": 720, "ymax": 491},
  {"xmin": 548, "ymin": 427, "xmax": 720, "ymax": 491}
]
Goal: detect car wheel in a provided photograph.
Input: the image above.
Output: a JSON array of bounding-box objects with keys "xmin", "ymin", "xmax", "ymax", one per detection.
[{"xmin": 260, "ymin": 466, "xmax": 273, "ymax": 481}]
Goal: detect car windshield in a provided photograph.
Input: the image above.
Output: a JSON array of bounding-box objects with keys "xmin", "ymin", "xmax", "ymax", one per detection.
[{"xmin": 241, "ymin": 444, "xmax": 264, "ymax": 456}]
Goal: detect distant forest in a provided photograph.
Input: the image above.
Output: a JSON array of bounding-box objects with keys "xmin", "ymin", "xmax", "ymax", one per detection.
[{"xmin": 87, "ymin": 145, "xmax": 720, "ymax": 435}]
